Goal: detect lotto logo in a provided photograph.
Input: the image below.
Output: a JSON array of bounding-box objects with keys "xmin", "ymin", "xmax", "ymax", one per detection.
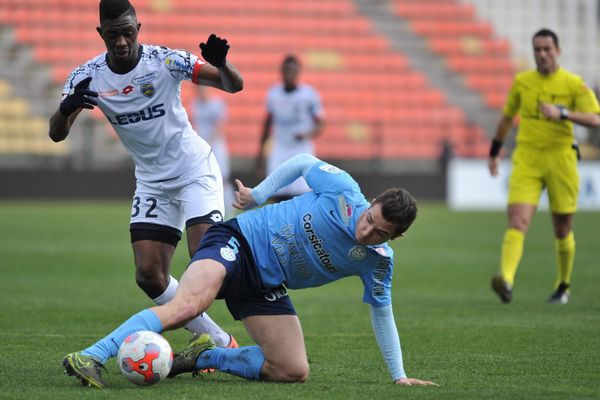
[{"xmin": 210, "ymin": 213, "xmax": 223, "ymax": 222}]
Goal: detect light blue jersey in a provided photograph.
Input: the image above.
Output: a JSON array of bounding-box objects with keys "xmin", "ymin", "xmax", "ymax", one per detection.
[{"xmin": 237, "ymin": 161, "xmax": 394, "ymax": 307}]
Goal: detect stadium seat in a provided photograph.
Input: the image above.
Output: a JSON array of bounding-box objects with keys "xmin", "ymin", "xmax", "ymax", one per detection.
[{"xmin": 1, "ymin": 0, "xmax": 494, "ymax": 159}]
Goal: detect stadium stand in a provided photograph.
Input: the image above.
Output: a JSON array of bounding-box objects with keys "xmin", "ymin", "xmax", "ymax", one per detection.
[
  {"xmin": 0, "ymin": 0, "xmax": 508, "ymax": 161},
  {"xmin": 0, "ymin": 78, "xmax": 68, "ymax": 155},
  {"xmin": 393, "ymin": 0, "xmax": 515, "ymax": 110}
]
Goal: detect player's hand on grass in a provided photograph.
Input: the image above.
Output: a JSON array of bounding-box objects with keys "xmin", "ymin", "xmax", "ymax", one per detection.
[
  {"xmin": 394, "ymin": 377, "xmax": 439, "ymax": 386},
  {"xmin": 200, "ymin": 34, "xmax": 229, "ymax": 67},
  {"xmin": 233, "ymin": 179, "xmax": 257, "ymax": 210},
  {"xmin": 59, "ymin": 77, "xmax": 98, "ymax": 116}
]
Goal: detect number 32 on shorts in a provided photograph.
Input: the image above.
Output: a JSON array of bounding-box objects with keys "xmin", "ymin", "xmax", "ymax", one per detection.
[{"xmin": 131, "ymin": 196, "xmax": 159, "ymax": 218}]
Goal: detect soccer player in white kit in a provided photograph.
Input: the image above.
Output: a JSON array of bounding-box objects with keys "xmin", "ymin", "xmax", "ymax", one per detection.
[
  {"xmin": 255, "ymin": 54, "xmax": 324, "ymax": 202},
  {"xmin": 191, "ymin": 86, "xmax": 235, "ymax": 218},
  {"xmin": 48, "ymin": 0, "xmax": 242, "ymax": 349}
]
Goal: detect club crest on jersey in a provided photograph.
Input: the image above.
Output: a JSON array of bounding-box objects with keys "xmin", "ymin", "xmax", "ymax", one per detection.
[
  {"xmin": 349, "ymin": 245, "xmax": 366, "ymax": 260},
  {"xmin": 141, "ymin": 83, "xmax": 155, "ymax": 98}
]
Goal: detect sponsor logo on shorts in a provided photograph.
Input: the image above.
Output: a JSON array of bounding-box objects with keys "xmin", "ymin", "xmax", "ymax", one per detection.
[
  {"xmin": 210, "ymin": 212, "xmax": 223, "ymax": 223},
  {"xmin": 319, "ymin": 164, "xmax": 343, "ymax": 174},
  {"xmin": 220, "ymin": 236, "xmax": 240, "ymax": 262},
  {"xmin": 349, "ymin": 245, "xmax": 366, "ymax": 260},
  {"xmin": 303, "ymin": 213, "xmax": 336, "ymax": 273},
  {"xmin": 264, "ymin": 287, "xmax": 288, "ymax": 302},
  {"xmin": 141, "ymin": 82, "xmax": 155, "ymax": 98}
]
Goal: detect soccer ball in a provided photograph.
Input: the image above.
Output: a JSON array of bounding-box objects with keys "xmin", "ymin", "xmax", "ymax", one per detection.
[{"xmin": 117, "ymin": 331, "xmax": 173, "ymax": 386}]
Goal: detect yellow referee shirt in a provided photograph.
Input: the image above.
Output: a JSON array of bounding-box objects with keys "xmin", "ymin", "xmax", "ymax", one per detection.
[{"xmin": 504, "ymin": 67, "xmax": 600, "ymax": 148}]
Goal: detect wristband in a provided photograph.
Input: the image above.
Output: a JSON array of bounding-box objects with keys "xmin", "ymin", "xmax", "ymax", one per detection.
[
  {"xmin": 557, "ymin": 105, "xmax": 569, "ymax": 120},
  {"xmin": 489, "ymin": 138, "xmax": 503, "ymax": 157}
]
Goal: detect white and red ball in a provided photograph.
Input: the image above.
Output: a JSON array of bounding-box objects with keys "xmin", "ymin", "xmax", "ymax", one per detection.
[{"xmin": 117, "ymin": 331, "xmax": 173, "ymax": 386}]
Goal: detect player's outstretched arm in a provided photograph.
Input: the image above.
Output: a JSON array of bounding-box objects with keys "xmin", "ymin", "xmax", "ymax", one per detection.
[
  {"xmin": 49, "ymin": 77, "xmax": 98, "ymax": 142},
  {"xmin": 197, "ymin": 34, "xmax": 243, "ymax": 93}
]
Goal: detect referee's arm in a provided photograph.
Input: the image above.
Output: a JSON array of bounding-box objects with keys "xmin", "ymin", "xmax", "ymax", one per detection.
[{"xmin": 488, "ymin": 115, "xmax": 513, "ymax": 177}]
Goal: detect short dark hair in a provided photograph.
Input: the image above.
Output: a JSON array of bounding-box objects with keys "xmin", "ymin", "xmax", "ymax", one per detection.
[
  {"xmin": 533, "ymin": 28, "xmax": 559, "ymax": 48},
  {"xmin": 99, "ymin": 0, "xmax": 136, "ymax": 22},
  {"xmin": 282, "ymin": 54, "xmax": 300, "ymax": 68},
  {"xmin": 373, "ymin": 188, "xmax": 417, "ymax": 236}
]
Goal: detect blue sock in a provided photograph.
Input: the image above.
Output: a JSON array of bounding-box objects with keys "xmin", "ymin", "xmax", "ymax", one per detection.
[
  {"xmin": 196, "ymin": 346, "xmax": 265, "ymax": 380},
  {"xmin": 81, "ymin": 309, "xmax": 163, "ymax": 364}
]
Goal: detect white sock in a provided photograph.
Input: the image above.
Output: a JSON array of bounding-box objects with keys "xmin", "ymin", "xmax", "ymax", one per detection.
[{"xmin": 152, "ymin": 275, "xmax": 231, "ymax": 347}]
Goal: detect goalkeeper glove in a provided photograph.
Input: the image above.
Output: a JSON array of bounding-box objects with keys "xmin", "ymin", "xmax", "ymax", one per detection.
[
  {"xmin": 59, "ymin": 77, "xmax": 98, "ymax": 117},
  {"xmin": 200, "ymin": 34, "xmax": 229, "ymax": 67}
]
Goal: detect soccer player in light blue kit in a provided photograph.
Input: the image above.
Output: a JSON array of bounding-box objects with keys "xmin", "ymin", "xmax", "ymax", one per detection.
[{"xmin": 63, "ymin": 154, "xmax": 437, "ymax": 388}]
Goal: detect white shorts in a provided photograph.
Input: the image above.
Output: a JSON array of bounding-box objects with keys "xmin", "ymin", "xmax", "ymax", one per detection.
[{"xmin": 130, "ymin": 152, "xmax": 224, "ymax": 239}]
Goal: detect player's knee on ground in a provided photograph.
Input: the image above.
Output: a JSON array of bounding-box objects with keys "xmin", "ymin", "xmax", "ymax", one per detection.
[{"xmin": 265, "ymin": 359, "xmax": 309, "ymax": 383}]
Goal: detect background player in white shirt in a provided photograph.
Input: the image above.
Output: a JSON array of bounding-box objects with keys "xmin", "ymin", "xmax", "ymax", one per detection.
[
  {"xmin": 48, "ymin": 0, "xmax": 242, "ymax": 349},
  {"xmin": 192, "ymin": 86, "xmax": 235, "ymax": 219},
  {"xmin": 255, "ymin": 54, "xmax": 325, "ymax": 202}
]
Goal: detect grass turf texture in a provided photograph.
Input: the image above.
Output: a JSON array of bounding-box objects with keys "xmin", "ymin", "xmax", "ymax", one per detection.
[{"xmin": 1, "ymin": 201, "xmax": 599, "ymax": 400}]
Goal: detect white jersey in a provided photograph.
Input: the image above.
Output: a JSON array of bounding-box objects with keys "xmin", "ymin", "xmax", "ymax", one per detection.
[
  {"xmin": 62, "ymin": 44, "xmax": 212, "ymax": 185},
  {"xmin": 266, "ymin": 83, "xmax": 324, "ymax": 197},
  {"xmin": 192, "ymin": 97, "xmax": 230, "ymax": 180},
  {"xmin": 266, "ymin": 83, "xmax": 324, "ymax": 154}
]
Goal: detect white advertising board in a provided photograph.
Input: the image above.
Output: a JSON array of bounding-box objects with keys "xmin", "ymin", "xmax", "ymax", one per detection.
[{"xmin": 447, "ymin": 159, "xmax": 600, "ymax": 211}]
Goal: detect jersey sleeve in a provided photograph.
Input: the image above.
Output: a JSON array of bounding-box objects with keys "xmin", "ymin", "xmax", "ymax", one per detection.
[
  {"xmin": 502, "ymin": 76, "xmax": 521, "ymax": 117},
  {"xmin": 304, "ymin": 161, "xmax": 362, "ymax": 196},
  {"xmin": 162, "ymin": 48, "xmax": 204, "ymax": 83},
  {"xmin": 61, "ymin": 65, "xmax": 92, "ymax": 99},
  {"xmin": 360, "ymin": 249, "xmax": 394, "ymax": 307},
  {"xmin": 573, "ymin": 77, "xmax": 600, "ymax": 114}
]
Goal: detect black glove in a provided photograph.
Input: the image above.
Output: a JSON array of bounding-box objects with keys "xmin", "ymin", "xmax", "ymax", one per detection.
[
  {"xmin": 59, "ymin": 76, "xmax": 98, "ymax": 117},
  {"xmin": 199, "ymin": 34, "xmax": 229, "ymax": 67}
]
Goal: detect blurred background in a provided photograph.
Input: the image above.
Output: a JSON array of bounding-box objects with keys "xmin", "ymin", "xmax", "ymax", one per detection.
[{"xmin": 1, "ymin": 0, "xmax": 599, "ymax": 207}]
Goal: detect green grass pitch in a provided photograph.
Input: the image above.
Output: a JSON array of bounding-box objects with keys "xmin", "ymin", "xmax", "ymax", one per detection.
[{"xmin": 1, "ymin": 201, "xmax": 599, "ymax": 399}]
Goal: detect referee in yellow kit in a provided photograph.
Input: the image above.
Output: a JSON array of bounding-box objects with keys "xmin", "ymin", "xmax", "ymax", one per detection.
[{"xmin": 488, "ymin": 28, "xmax": 600, "ymax": 304}]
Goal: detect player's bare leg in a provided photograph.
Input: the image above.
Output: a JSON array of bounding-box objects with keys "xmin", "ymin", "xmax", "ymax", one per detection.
[
  {"xmin": 186, "ymin": 223, "xmax": 213, "ymax": 257},
  {"xmin": 134, "ymin": 236, "xmax": 234, "ymax": 347},
  {"xmin": 183, "ymin": 223, "xmax": 237, "ymax": 347},
  {"xmin": 132, "ymin": 240, "xmax": 174, "ymax": 298},
  {"xmin": 242, "ymin": 314, "xmax": 309, "ymax": 382},
  {"xmin": 151, "ymin": 259, "xmax": 226, "ymax": 330}
]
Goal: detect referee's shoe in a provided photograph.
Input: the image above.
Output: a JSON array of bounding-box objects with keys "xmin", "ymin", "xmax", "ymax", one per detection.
[
  {"xmin": 547, "ymin": 282, "xmax": 570, "ymax": 305},
  {"xmin": 491, "ymin": 274, "xmax": 513, "ymax": 304}
]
